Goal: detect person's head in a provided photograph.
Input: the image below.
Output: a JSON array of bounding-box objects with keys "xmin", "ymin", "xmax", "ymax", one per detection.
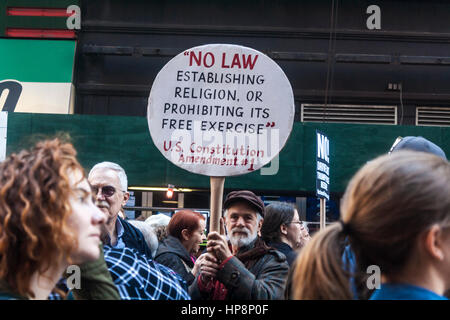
[
  {"xmin": 153, "ymin": 225, "xmax": 169, "ymax": 242},
  {"xmin": 223, "ymin": 190, "xmax": 264, "ymax": 248},
  {"xmin": 261, "ymin": 202, "xmax": 303, "ymax": 249},
  {"xmin": 88, "ymin": 162, "xmax": 130, "ymax": 228},
  {"xmin": 146, "ymin": 213, "xmax": 171, "ymax": 229},
  {"xmin": 389, "ymin": 136, "xmax": 447, "ymax": 160},
  {"xmin": 167, "ymin": 210, "xmax": 206, "ymax": 255},
  {"xmin": 292, "ymin": 151, "xmax": 450, "ymax": 299},
  {"xmin": 298, "ymin": 222, "xmax": 311, "ymax": 249},
  {"xmin": 0, "ymin": 138, "xmax": 105, "ymax": 298},
  {"xmin": 146, "ymin": 214, "xmax": 171, "ymax": 242}
]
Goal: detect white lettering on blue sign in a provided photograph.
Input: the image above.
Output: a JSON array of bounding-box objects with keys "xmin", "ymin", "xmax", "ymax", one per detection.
[
  {"xmin": 316, "ymin": 131, "xmax": 330, "ymax": 200},
  {"xmin": 317, "ymin": 171, "xmax": 330, "ymax": 184},
  {"xmin": 317, "ymin": 161, "xmax": 330, "ymax": 176},
  {"xmin": 317, "ymin": 133, "xmax": 329, "ymax": 163}
]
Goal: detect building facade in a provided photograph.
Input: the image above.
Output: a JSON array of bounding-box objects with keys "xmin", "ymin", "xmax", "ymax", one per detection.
[{"xmin": 2, "ymin": 0, "xmax": 450, "ymax": 226}]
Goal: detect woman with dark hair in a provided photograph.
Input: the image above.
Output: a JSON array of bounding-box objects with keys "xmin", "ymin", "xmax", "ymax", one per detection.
[
  {"xmin": 0, "ymin": 138, "xmax": 118, "ymax": 300},
  {"xmin": 154, "ymin": 210, "xmax": 208, "ymax": 285},
  {"xmin": 292, "ymin": 151, "xmax": 450, "ymax": 300},
  {"xmin": 261, "ymin": 202, "xmax": 304, "ymax": 266}
]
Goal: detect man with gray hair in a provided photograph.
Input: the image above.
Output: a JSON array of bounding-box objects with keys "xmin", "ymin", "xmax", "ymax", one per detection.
[
  {"xmin": 189, "ymin": 190, "xmax": 289, "ymax": 300},
  {"xmin": 89, "ymin": 161, "xmax": 152, "ymax": 258}
]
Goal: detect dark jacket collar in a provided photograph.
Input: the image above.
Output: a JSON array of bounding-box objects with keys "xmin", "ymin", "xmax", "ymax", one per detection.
[
  {"xmin": 268, "ymin": 241, "xmax": 293, "ymax": 253},
  {"xmin": 117, "ymin": 217, "xmax": 153, "ymax": 258},
  {"xmin": 155, "ymin": 235, "xmax": 192, "ymax": 265},
  {"xmin": 267, "ymin": 241, "xmax": 296, "ymax": 266}
]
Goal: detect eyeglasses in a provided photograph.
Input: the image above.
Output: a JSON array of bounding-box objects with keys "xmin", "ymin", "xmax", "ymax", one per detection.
[
  {"xmin": 388, "ymin": 136, "xmax": 403, "ymax": 154},
  {"xmin": 290, "ymin": 221, "xmax": 304, "ymax": 227},
  {"xmin": 92, "ymin": 185, "xmax": 117, "ymax": 197}
]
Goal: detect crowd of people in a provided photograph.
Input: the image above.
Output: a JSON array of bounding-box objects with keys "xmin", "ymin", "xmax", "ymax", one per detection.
[{"xmin": 0, "ymin": 135, "xmax": 449, "ymax": 300}]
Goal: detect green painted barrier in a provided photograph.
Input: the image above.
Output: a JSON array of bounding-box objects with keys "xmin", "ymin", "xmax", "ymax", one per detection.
[
  {"xmin": 0, "ymin": 39, "xmax": 76, "ymax": 83},
  {"xmin": 6, "ymin": 112, "xmax": 450, "ymax": 193}
]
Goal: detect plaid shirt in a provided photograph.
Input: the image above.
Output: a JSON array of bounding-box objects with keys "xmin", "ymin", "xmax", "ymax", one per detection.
[{"xmin": 103, "ymin": 245, "xmax": 191, "ymax": 300}]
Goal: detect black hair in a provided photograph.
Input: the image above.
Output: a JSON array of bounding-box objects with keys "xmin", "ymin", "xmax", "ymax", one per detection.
[{"xmin": 261, "ymin": 202, "xmax": 297, "ymax": 243}]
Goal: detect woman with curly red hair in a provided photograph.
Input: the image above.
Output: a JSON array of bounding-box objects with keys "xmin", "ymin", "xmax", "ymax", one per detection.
[{"xmin": 0, "ymin": 138, "xmax": 117, "ymax": 300}]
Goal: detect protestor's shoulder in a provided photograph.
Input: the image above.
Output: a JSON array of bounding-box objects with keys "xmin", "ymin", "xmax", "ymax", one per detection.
[
  {"xmin": 267, "ymin": 248, "xmax": 287, "ymax": 263},
  {"xmin": 0, "ymin": 294, "xmax": 21, "ymax": 300},
  {"xmin": 103, "ymin": 245, "xmax": 139, "ymax": 262},
  {"xmin": 149, "ymin": 260, "xmax": 191, "ymax": 300},
  {"xmin": 149, "ymin": 259, "xmax": 180, "ymax": 277}
]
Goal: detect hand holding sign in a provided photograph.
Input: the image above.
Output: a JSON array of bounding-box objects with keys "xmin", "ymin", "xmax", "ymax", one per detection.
[
  {"xmin": 207, "ymin": 231, "xmax": 233, "ymax": 263},
  {"xmin": 147, "ymin": 44, "xmax": 295, "ymax": 232}
]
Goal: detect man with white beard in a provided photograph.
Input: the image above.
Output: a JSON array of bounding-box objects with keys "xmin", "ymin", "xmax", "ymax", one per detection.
[{"xmin": 189, "ymin": 190, "xmax": 289, "ymax": 300}]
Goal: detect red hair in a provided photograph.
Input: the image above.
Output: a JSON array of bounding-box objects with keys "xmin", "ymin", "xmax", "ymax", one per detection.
[
  {"xmin": 168, "ymin": 210, "xmax": 205, "ymax": 240},
  {"xmin": 0, "ymin": 138, "xmax": 83, "ymax": 298}
]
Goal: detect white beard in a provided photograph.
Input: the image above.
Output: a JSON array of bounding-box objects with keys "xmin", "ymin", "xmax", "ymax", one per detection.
[{"xmin": 229, "ymin": 227, "xmax": 258, "ymax": 248}]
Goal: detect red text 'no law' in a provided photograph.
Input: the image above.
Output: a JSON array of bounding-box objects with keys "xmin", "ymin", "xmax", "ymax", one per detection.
[{"xmin": 186, "ymin": 51, "xmax": 259, "ymax": 70}]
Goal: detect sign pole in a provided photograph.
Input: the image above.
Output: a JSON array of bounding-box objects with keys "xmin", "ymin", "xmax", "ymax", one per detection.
[
  {"xmin": 210, "ymin": 176, "xmax": 225, "ymax": 233},
  {"xmin": 320, "ymin": 198, "xmax": 326, "ymax": 230}
]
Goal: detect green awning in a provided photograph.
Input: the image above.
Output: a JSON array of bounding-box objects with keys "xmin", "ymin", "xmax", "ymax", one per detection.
[{"xmin": 0, "ymin": 38, "xmax": 76, "ymax": 113}]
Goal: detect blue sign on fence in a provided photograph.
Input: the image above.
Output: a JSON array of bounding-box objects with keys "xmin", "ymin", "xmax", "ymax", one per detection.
[{"xmin": 316, "ymin": 130, "xmax": 330, "ymax": 200}]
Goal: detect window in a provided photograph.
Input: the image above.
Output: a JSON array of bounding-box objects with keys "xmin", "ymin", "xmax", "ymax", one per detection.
[
  {"xmin": 416, "ymin": 106, "xmax": 450, "ymax": 127},
  {"xmin": 301, "ymin": 103, "xmax": 397, "ymax": 125}
]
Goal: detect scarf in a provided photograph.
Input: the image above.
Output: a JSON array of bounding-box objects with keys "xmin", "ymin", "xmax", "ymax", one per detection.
[{"xmin": 209, "ymin": 237, "xmax": 272, "ymax": 300}]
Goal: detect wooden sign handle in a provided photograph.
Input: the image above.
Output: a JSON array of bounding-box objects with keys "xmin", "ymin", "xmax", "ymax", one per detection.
[
  {"xmin": 320, "ymin": 198, "xmax": 326, "ymax": 230},
  {"xmin": 209, "ymin": 176, "xmax": 225, "ymax": 233}
]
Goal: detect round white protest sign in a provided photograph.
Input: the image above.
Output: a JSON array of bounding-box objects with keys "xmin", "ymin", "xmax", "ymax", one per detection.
[{"xmin": 147, "ymin": 44, "xmax": 295, "ymax": 177}]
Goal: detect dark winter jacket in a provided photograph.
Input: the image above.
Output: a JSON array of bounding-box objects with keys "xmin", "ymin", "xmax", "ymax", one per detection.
[
  {"xmin": 154, "ymin": 235, "xmax": 196, "ymax": 285},
  {"xmin": 189, "ymin": 237, "xmax": 289, "ymax": 300},
  {"xmin": 267, "ymin": 241, "xmax": 298, "ymax": 266},
  {"xmin": 119, "ymin": 217, "xmax": 153, "ymax": 259}
]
